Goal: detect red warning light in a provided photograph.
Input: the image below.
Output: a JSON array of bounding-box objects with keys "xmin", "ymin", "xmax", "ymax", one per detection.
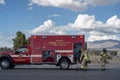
[
  {"xmin": 80, "ymin": 35, "xmax": 83, "ymax": 39},
  {"xmin": 33, "ymin": 36, "xmax": 37, "ymax": 39}
]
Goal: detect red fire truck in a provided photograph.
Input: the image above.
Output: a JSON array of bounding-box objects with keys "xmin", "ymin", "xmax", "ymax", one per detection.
[{"xmin": 0, "ymin": 35, "xmax": 86, "ymax": 69}]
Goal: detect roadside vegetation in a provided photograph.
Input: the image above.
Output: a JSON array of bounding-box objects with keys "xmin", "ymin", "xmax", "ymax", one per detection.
[{"xmin": 12, "ymin": 31, "xmax": 29, "ymax": 49}]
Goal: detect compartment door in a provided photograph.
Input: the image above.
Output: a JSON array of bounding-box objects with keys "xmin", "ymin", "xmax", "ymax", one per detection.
[
  {"xmin": 42, "ymin": 50, "xmax": 55, "ymax": 62},
  {"xmin": 74, "ymin": 43, "xmax": 82, "ymax": 61}
]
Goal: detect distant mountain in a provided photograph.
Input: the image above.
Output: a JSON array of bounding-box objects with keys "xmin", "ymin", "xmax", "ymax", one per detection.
[{"xmin": 87, "ymin": 39, "xmax": 120, "ymax": 49}]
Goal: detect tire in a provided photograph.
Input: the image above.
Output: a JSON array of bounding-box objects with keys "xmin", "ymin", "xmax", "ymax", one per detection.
[
  {"xmin": 0, "ymin": 59, "xmax": 10, "ymax": 69},
  {"xmin": 59, "ymin": 59, "xmax": 70, "ymax": 70}
]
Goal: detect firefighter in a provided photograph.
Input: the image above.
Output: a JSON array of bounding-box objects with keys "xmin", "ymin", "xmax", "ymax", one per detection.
[
  {"xmin": 100, "ymin": 48, "xmax": 108, "ymax": 70},
  {"xmin": 80, "ymin": 49, "xmax": 90, "ymax": 71}
]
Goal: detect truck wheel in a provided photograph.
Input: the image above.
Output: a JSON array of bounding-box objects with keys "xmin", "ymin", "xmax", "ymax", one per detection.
[
  {"xmin": 60, "ymin": 59, "xmax": 70, "ymax": 70},
  {"xmin": 0, "ymin": 59, "xmax": 10, "ymax": 69}
]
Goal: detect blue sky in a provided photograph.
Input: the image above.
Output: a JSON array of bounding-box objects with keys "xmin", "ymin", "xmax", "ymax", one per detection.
[{"xmin": 0, "ymin": 0, "xmax": 120, "ymax": 47}]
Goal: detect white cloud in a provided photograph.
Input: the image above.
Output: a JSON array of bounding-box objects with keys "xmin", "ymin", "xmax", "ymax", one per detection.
[
  {"xmin": 0, "ymin": 33, "xmax": 14, "ymax": 48},
  {"xmin": 70, "ymin": 14, "xmax": 120, "ymax": 41},
  {"xmin": 87, "ymin": 31, "xmax": 119, "ymax": 42},
  {"xmin": 29, "ymin": 0, "xmax": 120, "ymax": 11},
  {"xmin": 0, "ymin": 0, "xmax": 5, "ymax": 4},
  {"xmin": 29, "ymin": 0, "xmax": 87, "ymax": 11},
  {"xmin": 88, "ymin": 0, "xmax": 120, "ymax": 6},
  {"xmin": 98, "ymin": 15, "xmax": 120, "ymax": 35},
  {"xmin": 32, "ymin": 20, "xmax": 66, "ymax": 35},
  {"xmin": 52, "ymin": 14, "xmax": 61, "ymax": 17},
  {"xmin": 31, "ymin": 14, "xmax": 120, "ymax": 42},
  {"xmin": 106, "ymin": 15, "xmax": 120, "ymax": 29},
  {"xmin": 28, "ymin": 2, "xmax": 33, "ymax": 10},
  {"xmin": 48, "ymin": 14, "xmax": 61, "ymax": 18},
  {"xmin": 69, "ymin": 14, "xmax": 102, "ymax": 30}
]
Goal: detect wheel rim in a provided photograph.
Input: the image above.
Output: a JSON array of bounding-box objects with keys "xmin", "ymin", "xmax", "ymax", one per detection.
[
  {"xmin": 61, "ymin": 61, "xmax": 68, "ymax": 69},
  {"xmin": 1, "ymin": 59, "xmax": 10, "ymax": 69}
]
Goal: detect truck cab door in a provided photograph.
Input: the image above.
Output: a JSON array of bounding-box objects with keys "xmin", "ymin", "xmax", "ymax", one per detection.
[
  {"xmin": 42, "ymin": 50, "xmax": 55, "ymax": 62},
  {"xmin": 14, "ymin": 46, "xmax": 30, "ymax": 64}
]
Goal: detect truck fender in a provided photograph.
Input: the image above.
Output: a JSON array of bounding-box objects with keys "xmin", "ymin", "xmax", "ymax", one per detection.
[{"xmin": 0, "ymin": 54, "xmax": 14, "ymax": 66}]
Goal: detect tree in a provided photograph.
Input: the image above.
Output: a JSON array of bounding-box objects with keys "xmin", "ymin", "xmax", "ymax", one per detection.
[{"xmin": 13, "ymin": 31, "xmax": 28, "ymax": 49}]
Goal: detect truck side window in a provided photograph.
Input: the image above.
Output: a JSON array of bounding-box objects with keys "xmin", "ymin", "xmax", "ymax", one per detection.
[
  {"xmin": 43, "ymin": 50, "xmax": 50, "ymax": 59},
  {"xmin": 16, "ymin": 48, "xmax": 28, "ymax": 54}
]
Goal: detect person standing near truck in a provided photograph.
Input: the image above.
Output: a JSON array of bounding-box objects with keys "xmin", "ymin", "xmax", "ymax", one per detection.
[
  {"xmin": 100, "ymin": 48, "xmax": 108, "ymax": 70},
  {"xmin": 80, "ymin": 49, "xmax": 90, "ymax": 71}
]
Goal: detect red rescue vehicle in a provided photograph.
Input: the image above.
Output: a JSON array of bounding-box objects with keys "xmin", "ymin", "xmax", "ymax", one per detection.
[{"xmin": 0, "ymin": 35, "xmax": 86, "ymax": 69}]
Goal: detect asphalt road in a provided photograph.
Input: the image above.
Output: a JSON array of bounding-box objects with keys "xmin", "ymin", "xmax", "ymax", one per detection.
[{"xmin": 0, "ymin": 68, "xmax": 120, "ymax": 80}]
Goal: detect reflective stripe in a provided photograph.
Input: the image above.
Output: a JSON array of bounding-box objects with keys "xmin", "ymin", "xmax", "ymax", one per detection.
[
  {"xmin": 11, "ymin": 55, "xmax": 18, "ymax": 57},
  {"xmin": 11, "ymin": 54, "xmax": 42, "ymax": 58},
  {"xmin": 11, "ymin": 55, "xmax": 30, "ymax": 57},
  {"xmin": 84, "ymin": 54, "xmax": 89, "ymax": 61},
  {"xmin": 55, "ymin": 50, "xmax": 73, "ymax": 53},
  {"xmin": 31, "ymin": 54, "xmax": 42, "ymax": 57}
]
